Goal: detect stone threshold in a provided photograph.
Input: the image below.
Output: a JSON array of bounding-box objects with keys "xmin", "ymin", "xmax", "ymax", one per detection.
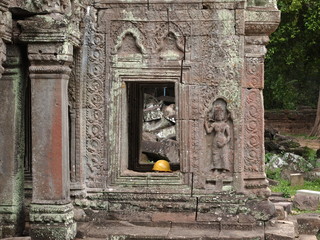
[{"xmin": 75, "ymin": 220, "xmax": 291, "ymax": 240}]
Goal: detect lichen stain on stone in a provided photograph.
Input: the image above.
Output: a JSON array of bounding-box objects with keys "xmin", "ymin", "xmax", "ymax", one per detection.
[{"xmin": 0, "ymin": 0, "xmax": 281, "ymax": 238}]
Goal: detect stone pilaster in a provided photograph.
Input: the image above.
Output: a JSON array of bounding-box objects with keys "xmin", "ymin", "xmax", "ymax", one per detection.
[
  {"xmin": 242, "ymin": 5, "xmax": 280, "ymax": 197},
  {"xmin": 28, "ymin": 43, "xmax": 76, "ymax": 240},
  {"xmin": 0, "ymin": 45, "xmax": 25, "ymax": 238},
  {"xmin": 0, "ymin": 0, "xmax": 11, "ymax": 79}
]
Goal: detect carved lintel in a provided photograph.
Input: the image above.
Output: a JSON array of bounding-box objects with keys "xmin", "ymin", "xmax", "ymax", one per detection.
[
  {"xmin": 18, "ymin": 14, "xmax": 80, "ymax": 46},
  {"xmin": 245, "ymin": 21, "xmax": 279, "ymax": 37},
  {"xmin": 245, "ymin": 8, "xmax": 280, "ymax": 37},
  {"xmin": 28, "ymin": 42, "xmax": 73, "ymax": 65},
  {"xmin": 11, "ymin": 0, "xmax": 71, "ymax": 15}
]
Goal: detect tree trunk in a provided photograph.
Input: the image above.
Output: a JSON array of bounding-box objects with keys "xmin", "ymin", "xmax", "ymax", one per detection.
[{"xmin": 310, "ymin": 89, "xmax": 320, "ymax": 137}]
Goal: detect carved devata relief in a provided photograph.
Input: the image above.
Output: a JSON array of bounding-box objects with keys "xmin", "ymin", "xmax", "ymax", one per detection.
[
  {"xmin": 204, "ymin": 99, "xmax": 234, "ymax": 190},
  {"xmin": 205, "ymin": 99, "xmax": 233, "ymax": 173}
]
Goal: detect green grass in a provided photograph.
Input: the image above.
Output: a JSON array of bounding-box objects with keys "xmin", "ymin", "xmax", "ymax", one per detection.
[
  {"xmin": 291, "ymin": 209, "xmax": 320, "ymax": 215},
  {"xmin": 285, "ymin": 133, "xmax": 320, "ymax": 140},
  {"xmin": 270, "ymin": 179, "xmax": 320, "ymax": 198}
]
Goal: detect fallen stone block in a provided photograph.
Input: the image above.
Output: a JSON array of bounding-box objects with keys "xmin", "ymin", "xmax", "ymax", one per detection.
[
  {"xmin": 299, "ymin": 235, "xmax": 317, "ymax": 240},
  {"xmin": 296, "ymin": 213, "xmax": 320, "ymax": 235},
  {"xmin": 297, "ymin": 190, "xmax": 320, "ymax": 197},
  {"xmin": 290, "ymin": 173, "xmax": 304, "ymax": 186},
  {"xmin": 274, "ymin": 202, "xmax": 293, "ymax": 214},
  {"xmin": 143, "ymin": 105, "xmax": 163, "ymax": 121},
  {"xmin": 304, "ymin": 168, "xmax": 320, "ymax": 181},
  {"xmin": 265, "ymin": 220, "xmax": 295, "ymax": 240},
  {"xmin": 293, "ymin": 190, "xmax": 320, "ymax": 211},
  {"xmin": 141, "ymin": 139, "xmax": 179, "ymax": 164},
  {"xmin": 275, "ymin": 205, "xmax": 287, "ymax": 220},
  {"xmin": 1, "ymin": 238, "xmax": 31, "ymax": 240}
]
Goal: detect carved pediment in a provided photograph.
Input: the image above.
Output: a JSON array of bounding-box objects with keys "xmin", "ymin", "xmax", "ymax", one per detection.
[{"xmin": 158, "ymin": 32, "xmax": 184, "ymax": 61}]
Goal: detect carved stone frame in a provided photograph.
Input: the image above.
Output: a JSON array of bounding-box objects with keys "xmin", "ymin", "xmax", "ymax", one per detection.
[{"xmin": 107, "ymin": 67, "xmax": 191, "ymax": 191}]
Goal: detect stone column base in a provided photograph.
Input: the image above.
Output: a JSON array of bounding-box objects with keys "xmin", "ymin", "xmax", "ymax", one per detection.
[
  {"xmin": 0, "ymin": 205, "xmax": 23, "ymax": 238},
  {"xmin": 30, "ymin": 203, "xmax": 77, "ymax": 240}
]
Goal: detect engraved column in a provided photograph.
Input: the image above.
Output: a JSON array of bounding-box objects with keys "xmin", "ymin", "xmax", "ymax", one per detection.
[
  {"xmin": 0, "ymin": 1, "xmax": 23, "ymax": 238},
  {"xmin": 242, "ymin": 6, "xmax": 280, "ymax": 196},
  {"xmin": 28, "ymin": 43, "xmax": 76, "ymax": 240},
  {"xmin": 0, "ymin": 45, "xmax": 25, "ymax": 238}
]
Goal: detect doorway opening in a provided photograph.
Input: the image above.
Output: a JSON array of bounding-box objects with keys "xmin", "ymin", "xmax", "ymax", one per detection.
[{"xmin": 127, "ymin": 82, "xmax": 180, "ymax": 172}]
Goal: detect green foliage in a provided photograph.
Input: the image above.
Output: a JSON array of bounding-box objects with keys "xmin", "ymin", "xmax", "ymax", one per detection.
[
  {"xmin": 286, "ymin": 133, "xmax": 320, "ymax": 140},
  {"xmin": 270, "ymin": 179, "xmax": 320, "ymax": 198},
  {"xmin": 301, "ymin": 147, "xmax": 317, "ymax": 167},
  {"xmin": 265, "ymin": 0, "xmax": 320, "ymax": 109},
  {"xmin": 270, "ymin": 179, "xmax": 292, "ymax": 198},
  {"xmin": 264, "ymin": 152, "xmax": 275, "ymax": 164},
  {"xmin": 266, "ymin": 167, "xmax": 282, "ymax": 180}
]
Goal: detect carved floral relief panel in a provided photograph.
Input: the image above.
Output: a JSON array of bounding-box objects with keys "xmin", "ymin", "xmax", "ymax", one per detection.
[
  {"xmin": 85, "ymin": 26, "xmax": 107, "ymax": 188},
  {"xmin": 242, "ymin": 88, "xmax": 264, "ymax": 173},
  {"xmin": 83, "ymin": 3, "xmax": 263, "ymax": 192}
]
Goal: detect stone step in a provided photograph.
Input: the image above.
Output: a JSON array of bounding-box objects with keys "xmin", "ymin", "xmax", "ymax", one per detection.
[
  {"xmin": 265, "ymin": 221, "xmax": 296, "ymax": 240},
  {"xmin": 299, "ymin": 235, "xmax": 318, "ymax": 240},
  {"xmin": 77, "ymin": 221, "xmax": 265, "ymax": 240},
  {"xmin": 270, "ymin": 196, "xmax": 292, "ymax": 203},
  {"xmin": 296, "ymin": 213, "xmax": 320, "ymax": 235},
  {"xmin": 271, "ymin": 192, "xmax": 285, "ymax": 197}
]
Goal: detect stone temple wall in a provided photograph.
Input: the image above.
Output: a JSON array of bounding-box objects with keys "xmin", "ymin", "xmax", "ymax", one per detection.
[
  {"xmin": 265, "ymin": 108, "xmax": 316, "ymax": 135},
  {"xmin": 0, "ymin": 0, "xmax": 280, "ymax": 239}
]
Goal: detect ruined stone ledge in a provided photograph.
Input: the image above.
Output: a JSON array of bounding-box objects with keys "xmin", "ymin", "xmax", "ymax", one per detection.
[
  {"xmin": 0, "ymin": 213, "xmax": 18, "ymax": 223},
  {"xmin": 29, "ymin": 212, "xmax": 74, "ymax": 225},
  {"xmin": 94, "ymin": 0, "xmax": 244, "ymax": 10},
  {"xmin": 71, "ymin": 192, "xmax": 275, "ymax": 224},
  {"xmin": 99, "ymin": 8, "xmax": 237, "ymax": 22},
  {"xmin": 0, "ymin": 0, "xmax": 9, "ymax": 11},
  {"xmin": 245, "ymin": 9, "xmax": 280, "ymax": 22},
  {"xmin": 30, "ymin": 203, "xmax": 74, "ymax": 214},
  {"xmin": 77, "ymin": 221, "xmax": 266, "ymax": 239},
  {"xmin": 0, "ymin": 205, "xmax": 20, "ymax": 214},
  {"xmin": 30, "ymin": 222, "xmax": 77, "ymax": 240}
]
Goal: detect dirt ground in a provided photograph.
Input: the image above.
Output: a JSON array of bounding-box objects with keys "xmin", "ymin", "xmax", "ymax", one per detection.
[{"xmin": 292, "ymin": 137, "xmax": 320, "ymax": 150}]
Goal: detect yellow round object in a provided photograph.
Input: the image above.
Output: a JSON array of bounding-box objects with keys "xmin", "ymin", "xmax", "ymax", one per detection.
[{"xmin": 152, "ymin": 160, "xmax": 172, "ymax": 172}]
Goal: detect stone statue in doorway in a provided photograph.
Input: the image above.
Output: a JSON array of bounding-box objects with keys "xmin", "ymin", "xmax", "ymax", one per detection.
[{"xmin": 204, "ymin": 99, "xmax": 231, "ymax": 173}]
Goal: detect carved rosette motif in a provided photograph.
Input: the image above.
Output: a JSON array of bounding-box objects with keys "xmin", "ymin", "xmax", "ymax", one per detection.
[
  {"xmin": 243, "ymin": 89, "xmax": 263, "ymax": 172},
  {"xmin": 244, "ymin": 57, "xmax": 264, "ymax": 89},
  {"xmin": 85, "ymin": 31, "xmax": 106, "ymax": 188}
]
